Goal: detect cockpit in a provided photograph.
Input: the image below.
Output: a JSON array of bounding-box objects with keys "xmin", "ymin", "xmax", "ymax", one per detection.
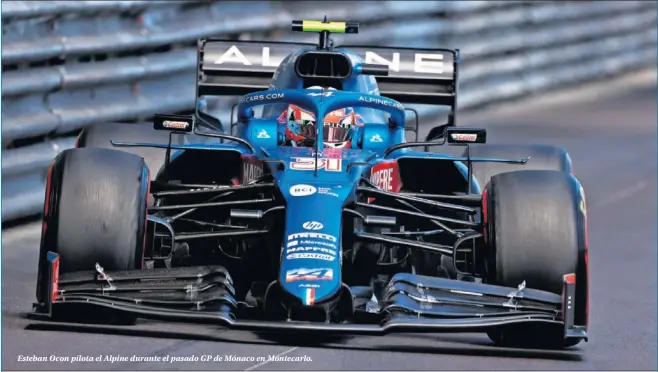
[
  {"xmin": 277, "ymin": 86, "xmax": 366, "ymax": 149},
  {"xmin": 194, "ymin": 19, "xmax": 458, "ymax": 151}
]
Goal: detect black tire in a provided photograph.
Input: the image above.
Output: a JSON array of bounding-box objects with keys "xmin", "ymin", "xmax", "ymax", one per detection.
[
  {"xmin": 38, "ymin": 148, "xmax": 150, "ymax": 276},
  {"xmin": 463, "ymin": 144, "xmax": 572, "ymax": 191},
  {"xmin": 484, "ymin": 170, "xmax": 588, "ymax": 349},
  {"xmin": 76, "ymin": 123, "xmax": 185, "ymax": 178}
]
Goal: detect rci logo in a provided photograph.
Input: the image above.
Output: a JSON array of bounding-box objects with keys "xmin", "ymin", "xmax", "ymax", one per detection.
[
  {"xmin": 302, "ymin": 221, "xmax": 323, "ymax": 230},
  {"xmin": 290, "ymin": 184, "xmax": 317, "ymax": 197}
]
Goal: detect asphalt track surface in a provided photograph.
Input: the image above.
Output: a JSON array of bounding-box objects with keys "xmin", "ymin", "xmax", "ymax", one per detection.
[{"xmin": 2, "ymin": 71, "xmax": 657, "ymax": 371}]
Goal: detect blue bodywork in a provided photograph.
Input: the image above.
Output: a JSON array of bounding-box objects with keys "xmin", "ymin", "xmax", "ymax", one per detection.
[
  {"xmin": 158, "ymin": 41, "xmax": 476, "ymax": 306},
  {"xmin": 36, "ymin": 32, "xmax": 585, "ymax": 347},
  {"xmin": 260, "ymin": 48, "xmax": 385, "ymax": 123},
  {"xmin": 167, "ymin": 87, "xmax": 479, "ymax": 306}
]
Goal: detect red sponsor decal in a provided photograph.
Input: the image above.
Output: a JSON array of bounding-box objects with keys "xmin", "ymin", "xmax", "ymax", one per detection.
[
  {"xmin": 368, "ymin": 161, "xmax": 402, "ymax": 203},
  {"xmin": 51, "ymin": 256, "xmax": 60, "ymax": 302},
  {"xmin": 369, "ymin": 161, "xmax": 402, "ymax": 192},
  {"xmin": 241, "ymin": 155, "xmax": 264, "ymax": 184}
]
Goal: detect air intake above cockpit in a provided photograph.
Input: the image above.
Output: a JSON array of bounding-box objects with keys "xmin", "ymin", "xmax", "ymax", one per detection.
[{"xmin": 295, "ymin": 51, "xmax": 352, "ymax": 79}]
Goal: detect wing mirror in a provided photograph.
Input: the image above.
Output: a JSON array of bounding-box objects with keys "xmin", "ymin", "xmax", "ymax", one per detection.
[
  {"xmin": 425, "ymin": 124, "xmax": 448, "ymax": 141},
  {"xmin": 197, "ymin": 111, "xmax": 224, "ymax": 133}
]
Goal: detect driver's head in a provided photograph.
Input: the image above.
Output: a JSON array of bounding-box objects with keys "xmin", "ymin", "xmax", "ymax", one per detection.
[{"xmin": 279, "ymin": 86, "xmax": 364, "ymax": 148}]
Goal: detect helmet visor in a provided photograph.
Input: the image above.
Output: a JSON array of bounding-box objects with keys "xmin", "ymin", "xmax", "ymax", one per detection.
[
  {"xmin": 297, "ymin": 118, "xmax": 317, "ymax": 139},
  {"xmin": 323, "ymin": 123, "xmax": 351, "ymax": 143}
]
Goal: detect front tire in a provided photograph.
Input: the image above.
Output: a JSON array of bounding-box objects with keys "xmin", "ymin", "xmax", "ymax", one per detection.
[
  {"xmin": 38, "ymin": 148, "xmax": 150, "ymax": 276},
  {"xmin": 484, "ymin": 170, "xmax": 588, "ymax": 349}
]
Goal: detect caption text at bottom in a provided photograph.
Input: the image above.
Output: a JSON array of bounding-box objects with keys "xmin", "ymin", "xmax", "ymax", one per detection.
[{"xmin": 17, "ymin": 354, "xmax": 313, "ymax": 364}]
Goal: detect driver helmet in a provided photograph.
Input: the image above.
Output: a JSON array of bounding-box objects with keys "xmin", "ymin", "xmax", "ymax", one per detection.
[{"xmin": 278, "ymin": 86, "xmax": 364, "ymax": 148}]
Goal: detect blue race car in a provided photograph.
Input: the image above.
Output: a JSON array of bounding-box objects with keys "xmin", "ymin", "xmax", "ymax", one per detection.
[{"xmin": 33, "ymin": 20, "xmax": 589, "ymax": 350}]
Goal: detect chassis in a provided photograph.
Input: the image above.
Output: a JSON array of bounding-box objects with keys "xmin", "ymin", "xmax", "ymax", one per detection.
[
  {"xmin": 31, "ymin": 19, "xmax": 588, "ymax": 349},
  {"xmin": 32, "ymin": 135, "xmax": 587, "ymax": 346}
]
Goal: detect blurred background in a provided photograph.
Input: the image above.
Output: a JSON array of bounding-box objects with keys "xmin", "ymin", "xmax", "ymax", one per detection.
[
  {"xmin": 2, "ymin": 2, "xmax": 657, "ymax": 370},
  {"xmin": 1, "ymin": 0, "xmax": 656, "ymax": 223}
]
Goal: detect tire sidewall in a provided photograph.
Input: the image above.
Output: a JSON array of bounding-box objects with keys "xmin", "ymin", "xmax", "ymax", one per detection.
[{"xmin": 38, "ymin": 149, "xmax": 149, "ymax": 287}]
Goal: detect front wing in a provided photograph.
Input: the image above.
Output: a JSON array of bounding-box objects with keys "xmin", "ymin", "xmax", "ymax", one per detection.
[{"xmin": 31, "ymin": 252, "xmax": 587, "ymax": 341}]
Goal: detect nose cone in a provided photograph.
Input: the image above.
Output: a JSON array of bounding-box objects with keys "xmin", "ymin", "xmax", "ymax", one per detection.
[
  {"xmin": 279, "ymin": 188, "xmax": 346, "ymax": 306},
  {"xmin": 265, "ymin": 145, "xmax": 372, "ymax": 305}
]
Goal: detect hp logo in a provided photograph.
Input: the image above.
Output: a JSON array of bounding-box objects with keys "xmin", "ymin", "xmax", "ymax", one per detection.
[{"xmin": 302, "ymin": 221, "xmax": 323, "ymax": 230}]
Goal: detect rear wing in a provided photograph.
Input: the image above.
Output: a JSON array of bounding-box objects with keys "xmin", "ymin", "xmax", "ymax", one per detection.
[
  {"xmin": 197, "ymin": 40, "xmax": 314, "ymax": 97},
  {"xmin": 197, "ymin": 39, "xmax": 459, "ymax": 109},
  {"xmin": 342, "ymin": 44, "xmax": 458, "ymax": 107}
]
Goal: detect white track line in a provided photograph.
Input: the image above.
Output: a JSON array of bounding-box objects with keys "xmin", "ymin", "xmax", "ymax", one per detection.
[
  {"xmin": 589, "ymin": 180, "xmax": 651, "ymax": 211},
  {"xmin": 243, "ymin": 346, "xmax": 298, "ymax": 371}
]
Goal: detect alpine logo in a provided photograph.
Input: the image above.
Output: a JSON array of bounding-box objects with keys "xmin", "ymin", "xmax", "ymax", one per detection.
[
  {"xmin": 302, "ymin": 221, "xmax": 323, "ymax": 230},
  {"xmin": 364, "ymin": 51, "xmax": 444, "ymax": 74},
  {"xmin": 285, "ymin": 268, "xmax": 333, "ymax": 282},
  {"xmin": 290, "ymin": 184, "xmax": 317, "ymax": 197},
  {"xmin": 370, "ymin": 134, "xmax": 383, "ymax": 143},
  {"xmin": 209, "ymin": 45, "xmax": 447, "ymax": 75},
  {"xmin": 256, "ymin": 129, "xmax": 270, "ymax": 139}
]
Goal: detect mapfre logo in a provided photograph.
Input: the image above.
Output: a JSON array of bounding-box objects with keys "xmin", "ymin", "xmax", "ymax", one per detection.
[
  {"xmin": 369, "ymin": 161, "xmax": 402, "ymax": 192},
  {"xmin": 302, "ymin": 221, "xmax": 323, "ymax": 230},
  {"xmin": 290, "ymin": 184, "xmax": 317, "ymax": 197}
]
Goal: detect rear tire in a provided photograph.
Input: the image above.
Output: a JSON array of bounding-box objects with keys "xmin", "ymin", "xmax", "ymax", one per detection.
[
  {"xmin": 484, "ymin": 170, "xmax": 588, "ymax": 349},
  {"xmin": 39, "ymin": 148, "xmax": 150, "ymax": 275},
  {"xmin": 463, "ymin": 144, "xmax": 572, "ymax": 190}
]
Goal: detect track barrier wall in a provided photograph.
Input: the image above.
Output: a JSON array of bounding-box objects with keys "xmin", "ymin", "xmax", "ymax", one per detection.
[{"xmin": 2, "ymin": 0, "xmax": 656, "ymax": 221}]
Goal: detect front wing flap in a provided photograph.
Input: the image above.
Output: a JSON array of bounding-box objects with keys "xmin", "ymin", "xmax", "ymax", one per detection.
[{"xmin": 32, "ymin": 252, "xmax": 586, "ymax": 341}]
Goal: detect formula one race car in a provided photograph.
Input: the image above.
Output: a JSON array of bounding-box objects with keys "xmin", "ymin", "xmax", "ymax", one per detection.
[{"xmin": 32, "ymin": 20, "xmax": 589, "ymax": 350}]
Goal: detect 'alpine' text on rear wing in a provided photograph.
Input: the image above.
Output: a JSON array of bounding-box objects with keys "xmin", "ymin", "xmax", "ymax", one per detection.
[{"xmin": 197, "ymin": 39, "xmax": 458, "ymax": 108}]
